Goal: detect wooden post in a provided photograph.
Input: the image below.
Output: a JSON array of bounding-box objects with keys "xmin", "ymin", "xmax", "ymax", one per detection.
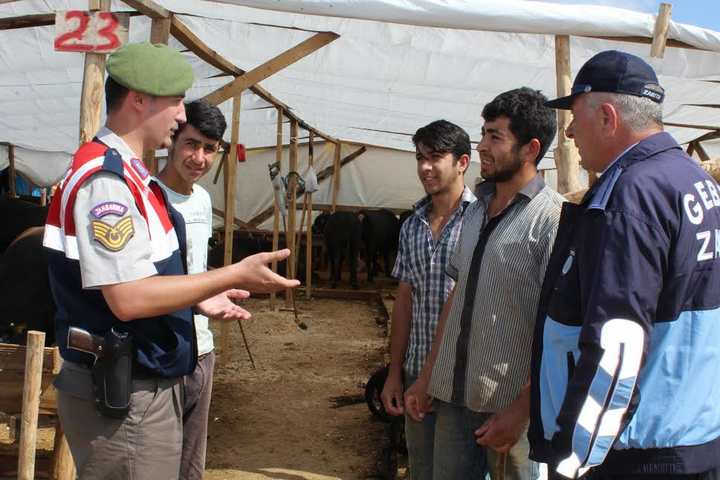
[
  {"xmin": 51, "ymin": 422, "xmax": 75, "ymax": 480},
  {"xmin": 270, "ymin": 107, "xmax": 282, "ymax": 310},
  {"xmin": 285, "ymin": 119, "xmax": 299, "ymax": 308},
  {"xmin": 8, "ymin": 143, "xmax": 16, "ymax": 198},
  {"xmin": 145, "ymin": 15, "xmax": 172, "ymax": 175},
  {"xmin": 17, "ymin": 330, "xmax": 46, "ymax": 480},
  {"xmin": 331, "ymin": 142, "xmax": 342, "ymax": 212},
  {"xmin": 305, "ymin": 131, "xmax": 314, "ymax": 298},
  {"xmin": 220, "ymin": 94, "xmax": 241, "ymax": 362},
  {"xmin": 78, "ymin": 0, "xmax": 110, "ymax": 144},
  {"xmin": 554, "ymin": 35, "xmax": 581, "ymax": 194},
  {"xmin": 650, "ymin": 3, "xmax": 672, "ymax": 59}
]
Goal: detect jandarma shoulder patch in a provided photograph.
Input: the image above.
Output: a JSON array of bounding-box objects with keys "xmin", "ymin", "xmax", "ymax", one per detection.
[{"xmin": 91, "ymin": 215, "xmax": 135, "ymax": 251}]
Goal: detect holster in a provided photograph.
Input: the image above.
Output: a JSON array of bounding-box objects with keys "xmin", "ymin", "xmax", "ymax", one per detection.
[{"xmin": 91, "ymin": 328, "xmax": 133, "ymax": 418}]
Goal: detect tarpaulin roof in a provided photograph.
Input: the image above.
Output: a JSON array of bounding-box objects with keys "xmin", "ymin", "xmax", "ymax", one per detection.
[{"xmin": 1, "ymin": 0, "xmax": 719, "ymax": 219}]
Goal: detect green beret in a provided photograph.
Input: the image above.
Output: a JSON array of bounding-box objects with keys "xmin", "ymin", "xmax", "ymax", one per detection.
[{"xmin": 106, "ymin": 42, "xmax": 194, "ymax": 96}]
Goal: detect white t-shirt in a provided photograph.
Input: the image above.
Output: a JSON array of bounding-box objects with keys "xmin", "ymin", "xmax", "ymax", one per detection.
[{"xmin": 156, "ymin": 179, "xmax": 215, "ymax": 356}]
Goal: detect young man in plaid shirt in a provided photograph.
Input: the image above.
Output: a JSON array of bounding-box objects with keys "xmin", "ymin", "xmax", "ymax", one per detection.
[{"xmin": 381, "ymin": 120, "xmax": 476, "ymax": 480}]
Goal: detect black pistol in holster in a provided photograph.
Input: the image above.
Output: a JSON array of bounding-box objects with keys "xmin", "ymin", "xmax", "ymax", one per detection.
[{"xmin": 67, "ymin": 326, "xmax": 133, "ymax": 418}]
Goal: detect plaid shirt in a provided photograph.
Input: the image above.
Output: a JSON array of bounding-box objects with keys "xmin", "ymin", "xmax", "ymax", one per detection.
[{"xmin": 392, "ymin": 186, "xmax": 476, "ymax": 377}]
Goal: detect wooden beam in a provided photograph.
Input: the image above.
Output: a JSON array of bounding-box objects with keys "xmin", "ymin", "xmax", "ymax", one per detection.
[
  {"xmin": 0, "ymin": 13, "xmax": 54, "ymax": 30},
  {"xmin": 8, "ymin": 144, "xmax": 16, "ymax": 198},
  {"xmin": 696, "ymin": 141, "xmax": 711, "ymax": 162},
  {"xmin": 211, "ymin": 207, "xmax": 251, "ymax": 229},
  {"xmin": 270, "ymin": 106, "xmax": 283, "ymax": 310},
  {"xmin": 51, "ymin": 422, "xmax": 75, "ymax": 480},
  {"xmin": 583, "ymin": 35, "xmax": 697, "ymax": 51},
  {"xmin": 121, "ymin": 0, "xmax": 169, "ymax": 19},
  {"xmin": 203, "ymin": 31, "xmax": 339, "ymax": 106},
  {"xmin": 650, "ymin": 3, "xmax": 673, "ymax": 59},
  {"xmin": 331, "ymin": 142, "xmax": 342, "ymax": 212},
  {"xmin": 150, "ymin": 16, "xmax": 171, "ymax": 44},
  {"xmin": 247, "ymin": 145, "xmax": 366, "ymax": 227},
  {"xmin": 78, "ymin": 0, "xmax": 110, "ymax": 145},
  {"xmin": 17, "ymin": 331, "xmax": 45, "ymax": 480},
  {"xmin": 169, "ymin": 16, "xmax": 338, "ymax": 144},
  {"xmin": 305, "ymin": 131, "xmax": 314, "ymax": 298},
  {"xmin": 554, "ymin": 35, "xmax": 581, "ymax": 194},
  {"xmin": 144, "ymin": 15, "xmax": 172, "ymax": 175},
  {"xmin": 285, "ymin": 119, "xmax": 299, "ymax": 307},
  {"xmin": 220, "ymin": 94, "xmax": 241, "ymax": 361}
]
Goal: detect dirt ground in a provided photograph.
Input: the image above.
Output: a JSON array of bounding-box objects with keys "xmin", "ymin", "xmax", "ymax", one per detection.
[
  {"xmin": 199, "ymin": 295, "xmax": 390, "ymax": 480},
  {"xmin": 0, "ymin": 292, "xmax": 395, "ymax": 480}
]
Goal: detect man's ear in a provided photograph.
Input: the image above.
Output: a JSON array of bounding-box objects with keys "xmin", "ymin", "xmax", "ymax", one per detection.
[
  {"xmin": 456, "ymin": 153, "xmax": 470, "ymax": 174},
  {"xmin": 522, "ymin": 138, "xmax": 542, "ymax": 165},
  {"xmin": 599, "ymin": 102, "xmax": 619, "ymax": 136}
]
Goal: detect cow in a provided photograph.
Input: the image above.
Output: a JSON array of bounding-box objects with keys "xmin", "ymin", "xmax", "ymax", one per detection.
[
  {"xmin": 0, "ymin": 227, "xmax": 55, "ymax": 344},
  {"xmin": 359, "ymin": 209, "xmax": 400, "ymax": 283},
  {"xmin": 315, "ymin": 211, "xmax": 362, "ymax": 289}
]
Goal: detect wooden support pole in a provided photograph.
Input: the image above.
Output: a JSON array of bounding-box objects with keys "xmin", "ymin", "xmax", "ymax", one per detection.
[
  {"xmin": 17, "ymin": 331, "xmax": 46, "ymax": 480},
  {"xmin": 270, "ymin": 107, "xmax": 283, "ymax": 310},
  {"xmin": 554, "ymin": 35, "xmax": 581, "ymax": 194},
  {"xmin": 169, "ymin": 16, "xmax": 337, "ymax": 144},
  {"xmin": 203, "ymin": 32, "xmax": 339, "ymax": 106},
  {"xmin": 121, "ymin": 0, "xmax": 170, "ymax": 19},
  {"xmin": 150, "ymin": 16, "xmax": 171, "ymax": 44},
  {"xmin": 78, "ymin": 0, "xmax": 110, "ymax": 145},
  {"xmin": 220, "ymin": 94, "xmax": 241, "ymax": 361},
  {"xmin": 650, "ymin": 3, "xmax": 672, "ymax": 59},
  {"xmin": 145, "ymin": 15, "xmax": 172, "ymax": 175},
  {"xmin": 306, "ymin": 131, "xmax": 314, "ymax": 298},
  {"xmin": 8, "ymin": 143, "xmax": 16, "ymax": 198},
  {"xmin": 696, "ymin": 142, "xmax": 711, "ymax": 162},
  {"xmin": 331, "ymin": 142, "xmax": 342, "ymax": 212},
  {"xmin": 285, "ymin": 119, "xmax": 299, "ymax": 308},
  {"xmin": 51, "ymin": 422, "xmax": 75, "ymax": 480}
]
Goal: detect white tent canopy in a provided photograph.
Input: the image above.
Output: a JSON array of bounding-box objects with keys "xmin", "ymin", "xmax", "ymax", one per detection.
[{"xmin": 1, "ymin": 0, "xmax": 720, "ymax": 223}]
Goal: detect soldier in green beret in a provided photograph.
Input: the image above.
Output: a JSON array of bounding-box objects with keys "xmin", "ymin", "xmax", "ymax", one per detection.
[{"xmin": 44, "ymin": 42, "xmax": 299, "ymax": 479}]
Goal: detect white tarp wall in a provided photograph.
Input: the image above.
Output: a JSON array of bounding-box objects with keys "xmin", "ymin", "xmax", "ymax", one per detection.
[
  {"xmin": 202, "ymin": 141, "xmax": 482, "ymax": 230},
  {"xmin": 1, "ymin": 0, "xmax": 720, "ymax": 209}
]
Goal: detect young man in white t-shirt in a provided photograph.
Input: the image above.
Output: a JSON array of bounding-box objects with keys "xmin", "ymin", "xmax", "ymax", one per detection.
[{"xmin": 157, "ymin": 99, "xmax": 239, "ymax": 480}]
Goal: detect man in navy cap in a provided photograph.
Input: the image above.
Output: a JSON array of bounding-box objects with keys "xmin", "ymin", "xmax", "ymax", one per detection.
[
  {"xmin": 44, "ymin": 43, "xmax": 299, "ymax": 479},
  {"xmin": 529, "ymin": 50, "xmax": 720, "ymax": 479}
]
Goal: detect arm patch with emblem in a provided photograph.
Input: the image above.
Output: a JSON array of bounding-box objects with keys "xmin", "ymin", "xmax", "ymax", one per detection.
[{"xmin": 91, "ymin": 215, "xmax": 135, "ymax": 251}]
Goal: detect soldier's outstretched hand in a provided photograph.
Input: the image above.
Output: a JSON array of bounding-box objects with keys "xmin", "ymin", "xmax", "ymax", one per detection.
[{"xmin": 235, "ymin": 249, "xmax": 301, "ymax": 293}]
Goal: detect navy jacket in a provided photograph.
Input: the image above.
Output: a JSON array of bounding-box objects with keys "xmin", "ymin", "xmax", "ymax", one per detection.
[{"xmin": 529, "ymin": 132, "xmax": 720, "ymax": 477}]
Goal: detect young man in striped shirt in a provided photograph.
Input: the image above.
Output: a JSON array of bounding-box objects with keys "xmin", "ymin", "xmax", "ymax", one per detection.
[
  {"xmin": 381, "ymin": 120, "xmax": 476, "ymax": 480},
  {"xmin": 405, "ymin": 88, "xmax": 563, "ymax": 480}
]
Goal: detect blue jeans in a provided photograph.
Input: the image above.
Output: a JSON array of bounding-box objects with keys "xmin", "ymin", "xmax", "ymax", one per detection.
[
  {"xmin": 433, "ymin": 400, "xmax": 539, "ymax": 480},
  {"xmin": 405, "ymin": 373, "xmax": 436, "ymax": 480}
]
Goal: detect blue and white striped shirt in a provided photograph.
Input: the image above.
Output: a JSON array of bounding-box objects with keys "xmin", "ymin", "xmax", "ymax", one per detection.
[{"xmin": 392, "ymin": 186, "xmax": 476, "ymax": 377}]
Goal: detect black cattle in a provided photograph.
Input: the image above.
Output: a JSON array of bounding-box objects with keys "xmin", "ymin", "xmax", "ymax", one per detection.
[
  {"xmin": 0, "ymin": 227, "xmax": 55, "ymax": 344},
  {"xmin": 207, "ymin": 231, "xmax": 308, "ymax": 282},
  {"xmin": 398, "ymin": 210, "xmax": 413, "ymax": 229},
  {"xmin": 321, "ymin": 211, "xmax": 361, "ymax": 289},
  {"xmin": 0, "ymin": 197, "xmax": 48, "ymax": 253},
  {"xmin": 360, "ymin": 209, "xmax": 400, "ymax": 283}
]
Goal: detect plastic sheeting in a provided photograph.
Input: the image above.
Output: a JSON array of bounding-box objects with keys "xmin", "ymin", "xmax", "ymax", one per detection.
[
  {"xmin": 215, "ymin": 0, "xmax": 720, "ymax": 52},
  {"xmin": 1, "ymin": 0, "xmax": 719, "ymax": 200}
]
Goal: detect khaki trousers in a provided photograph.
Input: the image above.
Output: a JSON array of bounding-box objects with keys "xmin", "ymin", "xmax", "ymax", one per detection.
[{"xmin": 56, "ymin": 361, "xmax": 183, "ymax": 480}]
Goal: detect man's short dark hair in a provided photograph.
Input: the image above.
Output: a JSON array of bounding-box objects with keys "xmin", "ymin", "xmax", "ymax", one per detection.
[
  {"xmin": 105, "ymin": 76, "xmax": 129, "ymax": 114},
  {"xmin": 176, "ymin": 99, "xmax": 227, "ymax": 141},
  {"xmin": 482, "ymin": 87, "xmax": 557, "ymax": 164},
  {"xmin": 412, "ymin": 120, "xmax": 471, "ymax": 161}
]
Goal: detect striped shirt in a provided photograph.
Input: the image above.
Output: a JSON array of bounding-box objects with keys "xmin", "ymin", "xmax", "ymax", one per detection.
[
  {"xmin": 428, "ymin": 174, "xmax": 563, "ymax": 412},
  {"xmin": 392, "ymin": 186, "xmax": 476, "ymax": 377}
]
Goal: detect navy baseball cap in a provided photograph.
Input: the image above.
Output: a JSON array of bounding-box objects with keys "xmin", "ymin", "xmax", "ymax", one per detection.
[{"xmin": 545, "ymin": 50, "xmax": 665, "ymax": 109}]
